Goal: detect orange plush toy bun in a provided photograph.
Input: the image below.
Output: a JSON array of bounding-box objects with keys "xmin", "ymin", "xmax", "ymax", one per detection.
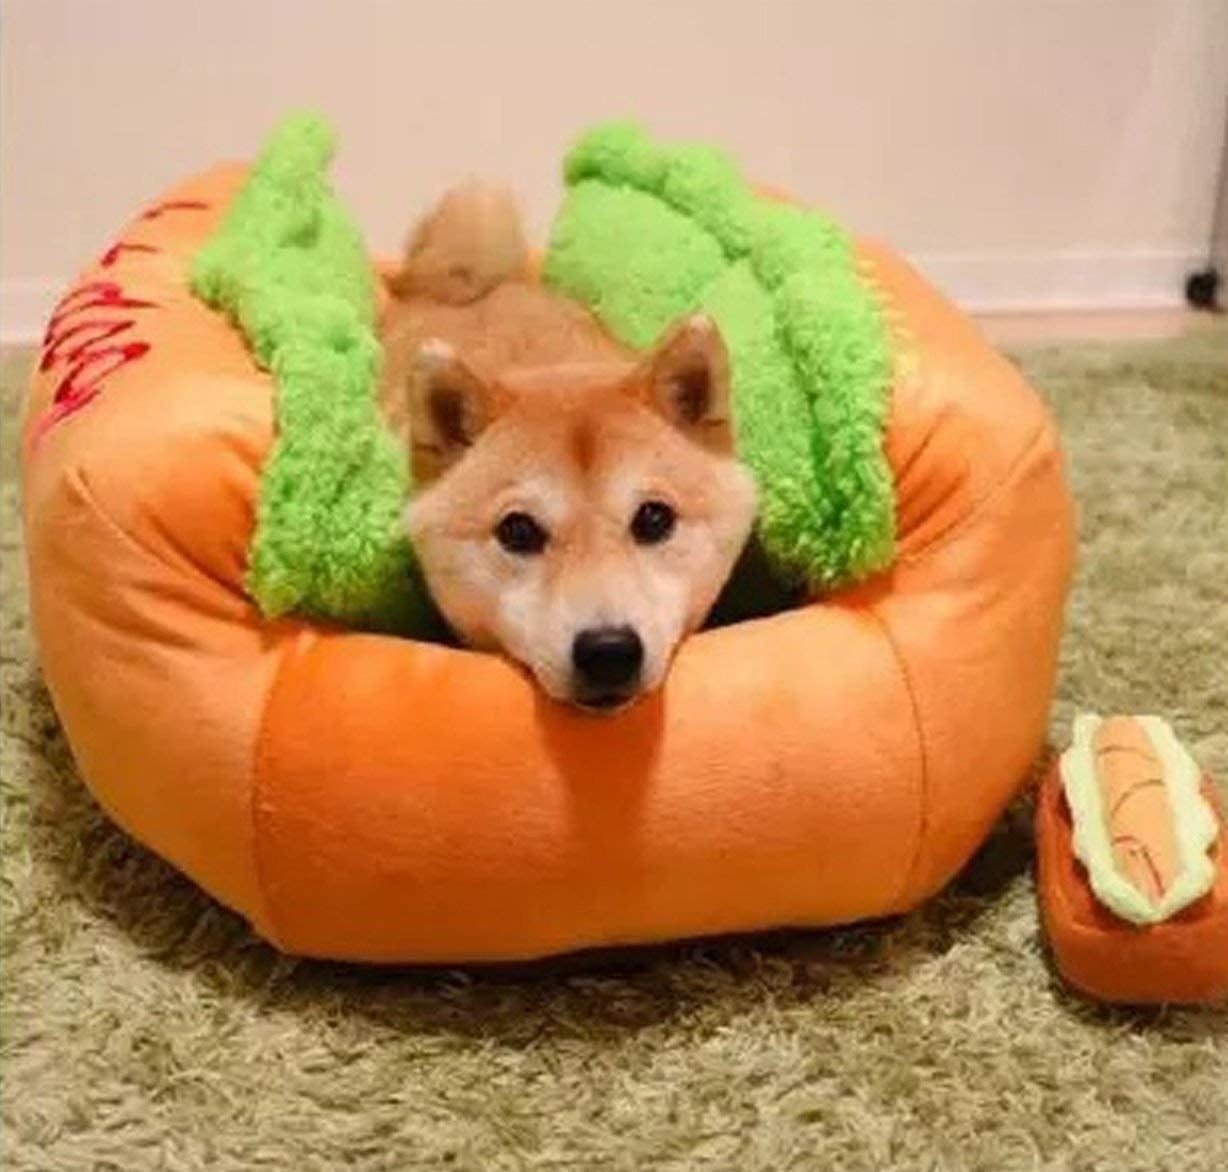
[{"xmin": 23, "ymin": 160, "xmax": 1074, "ymax": 965}]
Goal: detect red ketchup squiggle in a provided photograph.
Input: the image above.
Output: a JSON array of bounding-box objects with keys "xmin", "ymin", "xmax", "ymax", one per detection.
[
  {"xmin": 100, "ymin": 241, "xmax": 158, "ymax": 268},
  {"xmin": 33, "ymin": 279, "xmax": 160, "ymax": 441},
  {"xmin": 28, "ymin": 197, "xmax": 210, "ymax": 450},
  {"xmin": 41, "ymin": 316, "xmax": 140, "ymax": 372},
  {"xmin": 139, "ymin": 198, "xmax": 208, "ymax": 221},
  {"xmin": 35, "ymin": 341, "xmax": 153, "ymax": 434}
]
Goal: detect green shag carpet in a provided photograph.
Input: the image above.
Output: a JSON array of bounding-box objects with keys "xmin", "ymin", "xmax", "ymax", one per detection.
[{"xmin": 2, "ymin": 333, "xmax": 1226, "ymax": 1170}]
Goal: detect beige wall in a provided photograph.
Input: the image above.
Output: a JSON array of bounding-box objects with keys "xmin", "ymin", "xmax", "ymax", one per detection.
[{"xmin": 3, "ymin": 0, "xmax": 1227, "ymax": 341}]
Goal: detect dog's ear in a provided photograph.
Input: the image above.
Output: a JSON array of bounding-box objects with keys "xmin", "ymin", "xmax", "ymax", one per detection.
[
  {"xmin": 406, "ymin": 341, "xmax": 500, "ymax": 480},
  {"xmin": 639, "ymin": 314, "xmax": 734, "ymax": 451}
]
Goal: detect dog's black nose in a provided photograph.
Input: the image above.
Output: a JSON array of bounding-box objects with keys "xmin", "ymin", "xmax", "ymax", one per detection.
[{"xmin": 572, "ymin": 626, "xmax": 644, "ymax": 698}]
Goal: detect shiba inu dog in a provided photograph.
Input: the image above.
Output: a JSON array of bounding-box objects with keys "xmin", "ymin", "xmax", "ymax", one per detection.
[{"xmin": 380, "ymin": 183, "xmax": 756, "ymax": 712}]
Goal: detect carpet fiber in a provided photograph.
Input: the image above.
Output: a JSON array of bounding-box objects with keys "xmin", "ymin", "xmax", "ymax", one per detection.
[{"xmin": 2, "ymin": 334, "xmax": 1226, "ymax": 1171}]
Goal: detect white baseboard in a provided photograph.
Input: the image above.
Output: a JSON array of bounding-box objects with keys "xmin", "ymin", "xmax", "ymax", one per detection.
[
  {"xmin": 903, "ymin": 248, "xmax": 1200, "ymax": 314},
  {"xmin": 0, "ymin": 249, "xmax": 1201, "ymax": 346}
]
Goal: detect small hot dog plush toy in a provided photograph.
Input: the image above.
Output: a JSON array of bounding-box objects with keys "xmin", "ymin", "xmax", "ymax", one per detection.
[{"xmin": 1036, "ymin": 714, "xmax": 1228, "ymax": 1004}]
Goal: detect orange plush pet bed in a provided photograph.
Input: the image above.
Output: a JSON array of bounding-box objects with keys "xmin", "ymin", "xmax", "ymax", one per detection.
[{"xmin": 22, "ymin": 119, "xmax": 1075, "ymax": 965}]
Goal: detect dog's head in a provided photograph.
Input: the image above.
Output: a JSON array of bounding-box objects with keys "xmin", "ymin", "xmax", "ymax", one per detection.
[{"xmin": 402, "ymin": 315, "xmax": 756, "ymax": 712}]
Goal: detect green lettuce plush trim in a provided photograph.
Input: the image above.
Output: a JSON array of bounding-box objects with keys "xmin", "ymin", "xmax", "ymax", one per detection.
[
  {"xmin": 191, "ymin": 113, "xmax": 435, "ymax": 635},
  {"xmin": 543, "ymin": 122, "xmax": 896, "ymax": 589},
  {"xmin": 191, "ymin": 115, "xmax": 894, "ymax": 636}
]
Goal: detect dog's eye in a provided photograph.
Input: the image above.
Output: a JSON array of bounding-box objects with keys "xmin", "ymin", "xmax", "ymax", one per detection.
[
  {"xmin": 495, "ymin": 511, "xmax": 548, "ymax": 555},
  {"xmin": 631, "ymin": 500, "xmax": 677, "ymax": 545}
]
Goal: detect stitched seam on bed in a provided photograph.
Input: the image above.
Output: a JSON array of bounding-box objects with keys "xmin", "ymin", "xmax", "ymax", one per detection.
[
  {"xmin": 866, "ymin": 604, "xmax": 929, "ymax": 913},
  {"xmin": 66, "ymin": 464, "xmax": 284, "ymax": 938},
  {"xmin": 248, "ymin": 628, "xmax": 319, "ymax": 951},
  {"xmin": 70, "ymin": 459, "xmax": 250, "ymax": 604},
  {"xmin": 895, "ymin": 418, "xmax": 1057, "ymax": 569}
]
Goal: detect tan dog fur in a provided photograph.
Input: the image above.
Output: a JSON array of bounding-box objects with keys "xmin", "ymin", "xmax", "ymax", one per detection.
[{"xmin": 379, "ymin": 185, "xmax": 755, "ymax": 710}]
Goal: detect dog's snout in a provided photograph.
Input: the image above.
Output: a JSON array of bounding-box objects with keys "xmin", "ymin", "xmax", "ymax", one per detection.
[{"xmin": 572, "ymin": 626, "xmax": 644, "ymax": 698}]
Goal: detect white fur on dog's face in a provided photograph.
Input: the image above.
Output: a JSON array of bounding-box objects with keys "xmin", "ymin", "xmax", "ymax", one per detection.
[{"xmin": 403, "ymin": 317, "xmax": 756, "ymax": 710}]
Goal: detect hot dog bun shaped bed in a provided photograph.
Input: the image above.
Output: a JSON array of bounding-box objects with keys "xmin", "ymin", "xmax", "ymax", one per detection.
[{"xmin": 21, "ymin": 159, "xmax": 1074, "ymax": 964}]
